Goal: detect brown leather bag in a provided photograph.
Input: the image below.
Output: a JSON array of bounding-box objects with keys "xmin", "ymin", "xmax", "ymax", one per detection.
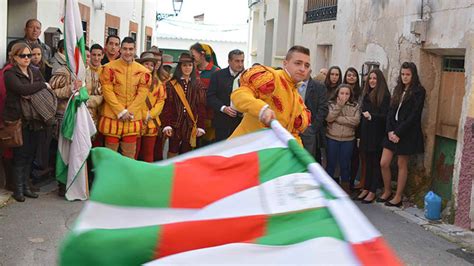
[{"xmin": 0, "ymin": 119, "xmax": 23, "ymax": 149}]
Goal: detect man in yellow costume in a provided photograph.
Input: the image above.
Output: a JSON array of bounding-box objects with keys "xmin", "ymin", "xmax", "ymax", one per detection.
[
  {"xmin": 99, "ymin": 37, "xmax": 151, "ymax": 158},
  {"xmin": 230, "ymin": 46, "xmax": 312, "ymax": 143}
]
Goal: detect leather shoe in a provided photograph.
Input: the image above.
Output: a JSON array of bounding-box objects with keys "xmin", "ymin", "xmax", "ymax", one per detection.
[
  {"xmin": 24, "ymin": 190, "xmax": 38, "ymax": 198},
  {"xmin": 361, "ymin": 197, "xmax": 375, "ymax": 204},
  {"xmin": 12, "ymin": 193, "xmax": 25, "ymax": 202},
  {"xmin": 385, "ymin": 200, "xmax": 402, "ymax": 208},
  {"xmin": 376, "ymin": 197, "xmax": 389, "ymax": 203}
]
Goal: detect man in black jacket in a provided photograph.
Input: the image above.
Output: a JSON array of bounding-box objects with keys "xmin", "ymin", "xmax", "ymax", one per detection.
[
  {"xmin": 299, "ymin": 71, "xmax": 329, "ymax": 163},
  {"xmin": 207, "ymin": 49, "xmax": 245, "ymax": 141}
]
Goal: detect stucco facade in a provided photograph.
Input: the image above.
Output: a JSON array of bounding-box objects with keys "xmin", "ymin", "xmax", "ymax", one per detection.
[
  {"xmin": 248, "ymin": 0, "xmax": 474, "ymax": 229},
  {"xmin": 1, "ymin": 0, "xmax": 158, "ymax": 67}
]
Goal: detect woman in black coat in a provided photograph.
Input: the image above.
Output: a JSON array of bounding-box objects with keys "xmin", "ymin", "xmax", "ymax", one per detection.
[
  {"xmin": 380, "ymin": 62, "xmax": 426, "ymax": 207},
  {"xmin": 4, "ymin": 43, "xmax": 50, "ymax": 202},
  {"xmin": 356, "ymin": 69, "xmax": 390, "ymax": 203}
]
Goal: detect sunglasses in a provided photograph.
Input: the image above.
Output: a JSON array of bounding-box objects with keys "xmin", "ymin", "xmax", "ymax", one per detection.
[{"xmin": 17, "ymin": 54, "xmax": 32, "ymax": 59}]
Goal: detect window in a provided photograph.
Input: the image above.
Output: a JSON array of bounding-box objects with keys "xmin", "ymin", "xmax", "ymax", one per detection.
[
  {"xmin": 82, "ymin": 21, "xmax": 87, "ymax": 44},
  {"xmin": 305, "ymin": 0, "xmax": 337, "ymax": 24},
  {"xmin": 130, "ymin": 32, "xmax": 137, "ymax": 41},
  {"xmin": 108, "ymin": 27, "xmax": 118, "ymax": 37},
  {"xmin": 146, "ymin": 35, "xmax": 152, "ymax": 50},
  {"xmin": 443, "ymin": 57, "xmax": 465, "ymax": 72}
]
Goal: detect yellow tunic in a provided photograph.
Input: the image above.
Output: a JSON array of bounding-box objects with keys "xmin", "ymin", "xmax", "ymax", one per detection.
[
  {"xmin": 141, "ymin": 79, "xmax": 166, "ymax": 137},
  {"xmin": 99, "ymin": 59, "xmax": 151, "ymax": 137},
  {"xmin": 229, "ymin": 65, "xmax": 311, "ymax": 143}
]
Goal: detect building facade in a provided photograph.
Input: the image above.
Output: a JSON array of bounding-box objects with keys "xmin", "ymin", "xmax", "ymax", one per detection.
[
  {"xmin": 248, "ymin": 0, "xmax": 474, "ymax": 229},
  {"xmin": 156, "ymin": 18, "xmax": 248, "ymax": 69},
  {"xmin": 1, "ymin": 0, "xmax": 159, "ymax": 66}
]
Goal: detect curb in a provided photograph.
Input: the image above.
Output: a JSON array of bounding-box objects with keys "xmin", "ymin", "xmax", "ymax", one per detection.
[
  {"xmin": 0, "ymin": 188, "xmax": 12, "ymax": 207},
  {"xmin": 379, "ymin": 202, "xmax": 474, "ymax": 252}
]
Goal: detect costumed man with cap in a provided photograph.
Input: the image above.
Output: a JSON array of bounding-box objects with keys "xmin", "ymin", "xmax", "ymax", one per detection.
[
  {"xmin": 161, "ymin": 53, "xmax": 206, "ymax": 157},
  {"xmin": 229, "ymin": 45, "xmax": 312, "ymax": 144},
  {"xmin": 99, "ymin": 37, "xmax": 151, "ymax": 158},
  {"xmin": 189, "ymin": 42, "xmax": 220, "ymax": 146},
  {"xmin": 135, "ymin": 51, "xmax": 166, "ymax": 162}
]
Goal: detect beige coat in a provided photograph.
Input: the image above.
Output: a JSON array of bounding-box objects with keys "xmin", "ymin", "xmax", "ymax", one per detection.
[{"xmin": 326, "ymin": 101, "xmax": 360, "ymax": 141}]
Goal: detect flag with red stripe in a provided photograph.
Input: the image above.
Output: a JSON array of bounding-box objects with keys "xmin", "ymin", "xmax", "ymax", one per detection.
[{"xmin": 59, "ymin": 121, "xmax": 402, "ymax": 265}]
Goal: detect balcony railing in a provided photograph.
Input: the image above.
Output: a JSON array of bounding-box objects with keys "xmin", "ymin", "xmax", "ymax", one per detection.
[
  {"xmin": 248, "ymin": 0, "xmax": 260, "ymax": 8},
  {"xmin": 305, "ymin": 0, "xmax": 337, "ymax": 23}
]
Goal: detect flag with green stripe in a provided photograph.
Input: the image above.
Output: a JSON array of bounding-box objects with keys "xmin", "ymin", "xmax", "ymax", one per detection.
[
  {"xmin": 56, "ymin": 0, "xmax": 96, "ymax": 201},
  {"xmin": 59, "ymin": 121, "xmax": 401, "ymax": 265}
]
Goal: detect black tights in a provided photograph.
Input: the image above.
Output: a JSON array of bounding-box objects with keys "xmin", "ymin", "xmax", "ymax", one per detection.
[{"xmin": 363, "ymin": 151, "xmax": 382, "ymax": 193}]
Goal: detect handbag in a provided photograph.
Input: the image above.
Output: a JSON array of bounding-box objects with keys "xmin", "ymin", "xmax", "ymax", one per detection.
[{"xmin": 0, "ymin": 119, "xmax": 23, "ymax": 148}]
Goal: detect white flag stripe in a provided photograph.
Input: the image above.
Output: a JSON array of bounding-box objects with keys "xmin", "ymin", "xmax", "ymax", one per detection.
[
  {"xmin": 307, "ymin": 163, "xmax": 381, "ymax": 243},
  {"xmin": 65, "ymin": 104, "xmax": 96, "ymax": 200},
  {"xmin": 74, "ymin": 173, "xmax": 326, "ymax": 232},
  {"xmin": 155, "ymin": 127, "xmax": 287, "ymax": 166},
  {"xmin": 327, "ymin": 198, "xmax": 381, "ymax": 243},
  {"xmin": 64, "ymin": 0, "xmax": 86, "ymax": 77},
  {"xmin": 144, "ymin": 238, "xmax": 360, "ymax": 265}
]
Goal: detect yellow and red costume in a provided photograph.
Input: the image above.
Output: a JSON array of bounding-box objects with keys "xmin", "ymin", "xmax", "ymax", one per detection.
[
  {"xmin": 229, "ymin": 65, "xmax": 311, "ymax": 143},
  {"xmin": 137, "ymin": 79, "xmax": 166, "ymax": 162},
  {"xmin": 99, "ymin": 59, "xmax": 151, "ymax": 158}
]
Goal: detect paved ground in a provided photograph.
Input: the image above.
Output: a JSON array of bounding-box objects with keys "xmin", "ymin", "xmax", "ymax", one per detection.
[{"xmin": 0, "ymin": 185, "xmax": 473, "ymax": 266}]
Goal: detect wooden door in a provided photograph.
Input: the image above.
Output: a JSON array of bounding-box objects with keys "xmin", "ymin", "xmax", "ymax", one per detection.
[{"xmin": 435, "ymin": 70, "xmax": 465, "ymax": 139}]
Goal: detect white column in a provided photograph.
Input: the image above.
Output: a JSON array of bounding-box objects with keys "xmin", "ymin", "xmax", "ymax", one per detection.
[{"xmin": 0, "ymin": 0, "xmax": 8, "ymax": 67}]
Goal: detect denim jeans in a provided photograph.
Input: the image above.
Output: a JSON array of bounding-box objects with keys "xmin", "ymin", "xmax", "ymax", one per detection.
[{"xmin": 326, "ymin": 138, "xmax": 354, "ymax": 182}]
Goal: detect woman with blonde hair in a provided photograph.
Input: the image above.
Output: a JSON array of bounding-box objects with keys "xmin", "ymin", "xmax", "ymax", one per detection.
[{"xmin": 3, "ymin": 43, "xmax": 52, "ymax": 202}]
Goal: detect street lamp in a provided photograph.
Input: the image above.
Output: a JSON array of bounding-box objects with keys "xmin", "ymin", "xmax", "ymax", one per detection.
[
  {"xmin": 172, "ymin": 0, "xmax": 183, "ymax": 16},
  {"xmin": 157, "ymin": 0, "xmax": 184, "ymax": 21}
]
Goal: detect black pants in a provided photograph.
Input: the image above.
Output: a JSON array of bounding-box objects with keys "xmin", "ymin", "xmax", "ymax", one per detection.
[
  {"xmin": 363, "ymin": 151, "xmax": 382, "ymax": 193},
  {"xmin": 301, "ymin": 131, "xmax": 323, "ymax": 164},
  {"xmin": 13, "ymin": 128, "xmax": 43, "ymax": 187}
]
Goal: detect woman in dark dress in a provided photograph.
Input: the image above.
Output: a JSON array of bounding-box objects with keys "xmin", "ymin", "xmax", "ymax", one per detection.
[
  {"xmin": 343, "ymin": 67, "xmax": 363, "ymax": 191},
  {"xmin": 324, "ymin": 66, "xmax": 342, "ymax": 99},
  {"xmin": 161, "ymin": 53, "xmax": 206, "ymax": 157},
  {"xmin": 356, "ymin": 69, "xmax": 391, "ymax": 203},
  {"xmin": 380, "ymin": 62, "xmax": 426, "ymax": 207},
  {"xmin": 3, "ymin": 43, "xmax": 51, "ymax": 202}
]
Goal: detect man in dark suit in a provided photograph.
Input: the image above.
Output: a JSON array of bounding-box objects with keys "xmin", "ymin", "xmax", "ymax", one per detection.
[
  {"xmin": 207, "ymin": 49, "xmax": 245, "ymax": 141},
  {"xmin": 299, "ymin": 71, "xmax": 329, "ymax": 163}
]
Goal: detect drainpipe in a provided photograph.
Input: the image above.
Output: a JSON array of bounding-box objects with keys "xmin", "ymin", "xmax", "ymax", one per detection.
[
  {"xmin": 421, "ymin": 0, "xmax": 424, "ymax": 19},
  {"xmin": 140, "ymin": 0, "xmax": 146, "ymax": 52}
]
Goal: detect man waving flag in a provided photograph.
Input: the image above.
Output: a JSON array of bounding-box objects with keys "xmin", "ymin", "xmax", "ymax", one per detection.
[{"xmin": 56, "ymin": 0, "xmax": 96, "ymax": 201}]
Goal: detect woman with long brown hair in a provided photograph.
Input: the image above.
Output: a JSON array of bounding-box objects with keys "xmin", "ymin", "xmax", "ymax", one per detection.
[
  {"xmin": 3, "ymin": 43, "xmax": 51, "ymax": 202},
  {"xmin": 325, "ymin": 84, "xmax": 361, "ymax": 193},
  {"xmin": 29, "ymin": 43, "xmax": 52, "ymax": 82},
  {"xmin": 324, "ymin": 66, "xmax": 342, "ymax": 99},
  {"xmin": 136, "ymin": 52, "xmax": 166, "ymax": 162},
  {"xmin": 380, "ymin": 62, "xmax": 426, "ymax": 207},
  {"xmin": 161, "ymin": 53, "xmax": 206, "ymax": 157},
  {"xmin": 356, "ymin": 69, "xmax": 391, "ymax": 203}
]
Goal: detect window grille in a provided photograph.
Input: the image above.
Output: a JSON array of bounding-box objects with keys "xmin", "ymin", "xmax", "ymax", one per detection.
[
  {"xmin": 305, "ymin": 0, "xmax": 337, "ymax": 23},
  {"xmin": 443, "ymin": 57, "xmax": 465, "ymax": 72}
]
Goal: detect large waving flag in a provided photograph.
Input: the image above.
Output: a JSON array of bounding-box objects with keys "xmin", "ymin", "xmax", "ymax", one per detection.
[
  {"xmin": 59, "ymin": 121, "xmax": 401, "ymax": 265},
  {"xmin": 56, "ymin": 0, "xmax": 96, "ymax": 201}
]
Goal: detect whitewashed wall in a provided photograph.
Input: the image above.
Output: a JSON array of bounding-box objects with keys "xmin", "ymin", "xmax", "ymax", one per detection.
[{"xmin": 156, "ymin": 38, "xmax": 247, "ymax": 70}]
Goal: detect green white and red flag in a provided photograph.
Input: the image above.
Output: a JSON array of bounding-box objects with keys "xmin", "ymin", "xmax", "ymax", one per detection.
[
  {"xmin": 55, "ymin": 0, "xmax": 96, "ymax": 201},
  {"xmin": 59, "ymin": 121, "xmax": 402, "ymax": 265}
]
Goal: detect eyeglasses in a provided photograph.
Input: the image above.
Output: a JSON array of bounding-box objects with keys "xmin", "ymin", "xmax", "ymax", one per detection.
[{"xmin": 17, "ymin": 54, "xmax": 32, "ymax": 59}]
